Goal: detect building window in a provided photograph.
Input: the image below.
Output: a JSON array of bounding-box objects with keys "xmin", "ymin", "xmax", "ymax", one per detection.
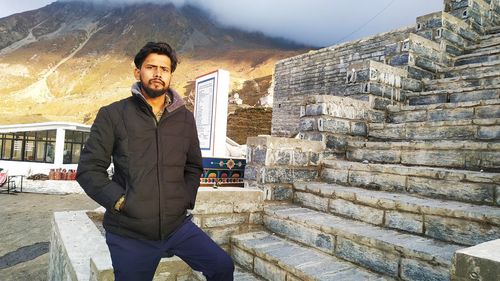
[
  {"xmin": 63, "ymin": 130, "xmax": 89, "ymax": 164},
  {"xmin": 1, "ymin": 134, "xmax": 14, "ymax": 160},
  {"xmin": 0, "ymin": 130, "xmax": 57, "ymax": 163}
]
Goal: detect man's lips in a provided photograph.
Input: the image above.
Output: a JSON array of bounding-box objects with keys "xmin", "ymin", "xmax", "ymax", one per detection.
[{"xmin": 150, "ymin": 79, "xmax": 165, "ymax": 86}]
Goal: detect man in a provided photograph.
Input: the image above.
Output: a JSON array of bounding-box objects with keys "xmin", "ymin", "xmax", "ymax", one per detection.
[{"xmin": 77, "ymin": 42, "xmax": 234, "ymax": 281}]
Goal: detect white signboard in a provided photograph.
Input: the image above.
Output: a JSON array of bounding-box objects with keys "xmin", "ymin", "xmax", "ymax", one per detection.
[{"xmin": 194, "ymin": 69, "xmax": 229, "ymax": 157}]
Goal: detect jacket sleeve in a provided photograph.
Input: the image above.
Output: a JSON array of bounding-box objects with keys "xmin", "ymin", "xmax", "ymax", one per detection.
[
  {"xmin": 184, "ymin": 112, "xmax": 203, "ymax": 209},
  {"xmin": 77, "ymin": 106, "xmax": 124, "ymax": 210}
]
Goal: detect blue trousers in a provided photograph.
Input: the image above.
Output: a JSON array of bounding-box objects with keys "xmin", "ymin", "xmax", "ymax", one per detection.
[{"xmin": 105, "ymin": 217, "xmax": 234, "ymax": 281}]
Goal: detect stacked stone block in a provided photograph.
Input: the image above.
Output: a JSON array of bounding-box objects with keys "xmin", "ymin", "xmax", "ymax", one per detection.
[
  {"xmin": 253, "ymin": 1, "xmax": 500, "ymax": 280},
  {"xmin": 272, "ymin": 27, "xmax": 413, "ymax": 136},
  {"xmin": 244, "ymin": 136, "xmax": 323, "ymax": 201}
]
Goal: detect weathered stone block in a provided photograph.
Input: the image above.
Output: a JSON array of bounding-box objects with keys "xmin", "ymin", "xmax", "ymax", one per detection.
[
  {"xmin": 263, "ymin": 184, "xmax": 293, "ymax": 201},
  {"xmin": 385, "ymin": 211, "xmax": 423, "ymax": 234},
  {"xmin": 254, "ymin": 257, "xmax": 286, "ymax": 281},
  {"xmin": 351, "ymin": 122, "xmax": 367, "ymax": 136},
  {"xmin": 264, "ymin": 216, "xmax": 335, "ymax": 254},
  {"xmin": 429, "ymin": 108, "xmax": 474, "ymax": 122},
  {"xmin": 292, "ymin": 151, "xmax": 308, "ymax": 166},
  {"xmin": 231, "ymin": 246, "xmax": 254, "ymax": 271},
  {"xmin": 401, "ymin": 258, "xmax": 449, "ymax": 281},
  {"xmin": 325, "ymin": 134, "xmax": 348, "ymax": 151},
  {"xmin": 336, "ymin": 237, "xmax": 399, "ymax": 277},
  {"xmin": 320, "ymin": 168, "xmax": 349, "ymax": 183},
  {"xmin": 244, "ymin": 165, "xmax": 258, "ymax": 181},
  {"xmin": 204, "ymin": 225, "xmax": 240, "ymax": 245},
  {"xmin": 478, "ymin": 126, "xmax": 500, "ymax": 140},
  {"xmin": 405, "ymin": 125, "xmax": 477, "ymax": 140},
  {"xmin": 425, "ymin": 215, "xmax": 500, "ymax": 246},
  {"xmin": 349, "ymin": 170, "xmax": 406, "ymax": 192},
  {"xmin": 390, "ymin": 111, "xmax": 427, "ymax": 123},
  {"xmin": 252, "ymin": 147, "xmax": 267, "ymax": 165},
  {"xmin": 401, "ymin": 150, "xmax": 465, "ymax": 168},
  {"xmin": 451, "ymin": 239, "xmax": 500, "ymax": 281},
  {"xmin": 298, "ymin": 118, "xmax": 315, "ymax": 131},
  {"xmin": 203, "ymin": 214, "xmax": 248, "ymax": 228},
  {"xmin": 321, "ymin": 118, "xmax": 351, "ymax": 134},
  {"xmin": 249, "ymin": 213, "xmax": 263, "ymax": 225},
  {"xmin": 329, "ymin": 199, "xmax": 384, "ymax": 225},
  {"xmin": 407, "ymin": 176, "xmax": 495, "ymax": 204},
  {"xmin": 294, "ymin": 192, "xmax": 329, "ymax": 212},
  {"xmin": 408, "ymin": 94, "xmax": 447, "ymax": 106},
  {"xmin": 347, "ymin": 148, "xmax": 401, "ymax": 164},
  {"xmin": 476, "ymin": 105, "xmax": 500, "ymax": 119},
  {"xmin": 273, "ymin": 150, "xmax": 292, "ymax": 165}
]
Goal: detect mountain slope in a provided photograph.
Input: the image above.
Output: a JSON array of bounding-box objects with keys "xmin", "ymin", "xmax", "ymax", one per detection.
[{"xmin": 0, "ymin": 1, "xmax": 310, "ymax": 124}]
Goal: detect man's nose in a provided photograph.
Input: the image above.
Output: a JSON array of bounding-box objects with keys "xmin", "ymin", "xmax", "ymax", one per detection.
[{"xmin": 153, "ymin": 68, "xmax": 162, "ymax": 77}]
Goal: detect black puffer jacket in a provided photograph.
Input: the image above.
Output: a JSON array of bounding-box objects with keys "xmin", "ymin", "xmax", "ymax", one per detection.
[{"xmin": 77, "ymin": 83, "xmax": 203, "ymax": 240}]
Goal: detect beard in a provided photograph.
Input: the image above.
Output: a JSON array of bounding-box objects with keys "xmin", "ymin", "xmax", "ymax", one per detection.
[{"xmin": 141, "ymin": 79, "xmax": 169, "ymax": 98}]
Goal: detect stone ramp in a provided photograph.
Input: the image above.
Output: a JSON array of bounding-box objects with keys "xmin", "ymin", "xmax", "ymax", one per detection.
[
  {"xmin": 231, "ymin": 231, "xmax": 393, "ymax": 281},
  {"xmin": 321, "ymin": 159, "xmax": 499, "ymax": 205},
  {"xmin": 293, "ymin": 181, "xmax": 500, "ymax": 245},
  {"xmin": 262, "ymin": 204, "xmax": 462, "ymax": 281}
]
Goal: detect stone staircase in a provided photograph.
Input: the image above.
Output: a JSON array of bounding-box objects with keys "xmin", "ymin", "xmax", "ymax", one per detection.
[{"xmin": 232, "ymin": 1, "xmax": 500, "ymax": 280}]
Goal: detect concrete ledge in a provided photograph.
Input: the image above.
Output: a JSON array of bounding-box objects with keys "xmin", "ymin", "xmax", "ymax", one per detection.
[
  {"xmin": 48, "ymin": 187, "xmax": 264, "ymax": 281},
  {"xmin": 451, "ymin": 239, "xmax": 500, "ymax": 281}
]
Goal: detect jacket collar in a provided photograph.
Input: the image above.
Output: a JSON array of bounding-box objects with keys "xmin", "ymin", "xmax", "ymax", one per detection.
[{"xmin": 131, "ymin": 82, "xmax": 185, "ymax": 113}]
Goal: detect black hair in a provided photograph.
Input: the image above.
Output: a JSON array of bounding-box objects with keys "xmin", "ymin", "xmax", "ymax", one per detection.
[{"xmin": 134, "ymin": 42, "xmax": 178, "ymax": 72}]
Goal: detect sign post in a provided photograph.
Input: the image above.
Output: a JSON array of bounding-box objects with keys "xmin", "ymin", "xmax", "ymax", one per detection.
[{"xmin": 193, "ymin": 69, "xmax": 230, "ymax": 158}]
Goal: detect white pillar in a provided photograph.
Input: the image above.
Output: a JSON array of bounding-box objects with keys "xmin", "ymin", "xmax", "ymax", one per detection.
[{"xmin": 54, "ymin": 128, "xmax": 65, "ymax": 166}]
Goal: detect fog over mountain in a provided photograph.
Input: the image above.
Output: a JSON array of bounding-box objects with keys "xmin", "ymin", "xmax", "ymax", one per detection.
[{"xmin": 2, "ymin": 0, "xmax": 444, "ymax": 47}]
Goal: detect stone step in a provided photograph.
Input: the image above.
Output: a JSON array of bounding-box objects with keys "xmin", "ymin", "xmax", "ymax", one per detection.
[
  {"xmin": 465, "ymin": 32, "xmax": 500, "ymax": 51},
  {"xmin": 406, "ymin": 85, "xmax": 500, "ymax": 105},
  {"xmin": 423, "ymin": 70, "xmax": 500, "ymax": 91},
  {"xmin": 193, "ymin": 265, "xmax": 264, "ymax": 281},
  {"xmin": 263, "ymin": 203, "xmax": 464, "ymax": 281},
  {"xmin": 441, "ymin": 60, "xmax": 500, "ymax": 78},
  {"xmin": 293, "ymin": 181, "xmax": 500, "ymax": 245},
  {"xmin": 321, "ymin": 159, "xmax": 500, "ymax": 205},
  {"xmin": 346, "ymin": 140, "xmax": 500, "ymax": 171},
  {"xmin": 454, "ymin": 48, "xmax": 500, "ymax": 66},
  {"xmin": 388, "ymin": 99, "xmax": 500, "ymax": 123},
  {"xmin": 231, "ymin": 231, "xmax": 393, "ymax": 281},
  {"xmin": 368, "ymin": 118, "xmax": 500, "ymax": 141}
]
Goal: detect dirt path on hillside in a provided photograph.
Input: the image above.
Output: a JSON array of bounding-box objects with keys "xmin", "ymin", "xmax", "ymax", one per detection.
[{"xmin": 0, "ymin": 192, "xmax": 99, "ymax": 281}]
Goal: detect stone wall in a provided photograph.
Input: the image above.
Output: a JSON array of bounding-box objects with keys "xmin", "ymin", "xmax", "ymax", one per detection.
[
  {"xmin": 271, "ymin": 26, "xmax": 414, "ymax": 137},
  {"xmin": 47, "ymin": 187, "xmax": 263, "ymax": 281},
  {"xmin": 227, "ymin": 107, "xmax": 272, "ymax": 145},
  {"xmin": 245, "ymin": 135, "xmax": 324, "ymax": 200}
]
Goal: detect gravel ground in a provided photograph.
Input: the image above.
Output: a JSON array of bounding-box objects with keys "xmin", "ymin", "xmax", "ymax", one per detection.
[{"xmin": 0, "ymin": 192, "xmax": 99, "ymax": 281}]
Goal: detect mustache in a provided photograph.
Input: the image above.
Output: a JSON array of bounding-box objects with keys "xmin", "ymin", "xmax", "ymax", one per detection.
[{"xmin": 149, "ymin": 79, "xmax": 165, "ymax": 86}]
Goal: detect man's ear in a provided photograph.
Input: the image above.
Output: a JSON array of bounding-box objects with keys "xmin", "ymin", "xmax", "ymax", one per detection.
[{"xmin": 134, "ymin": 68, "xmax": 140, "ymax": 80}]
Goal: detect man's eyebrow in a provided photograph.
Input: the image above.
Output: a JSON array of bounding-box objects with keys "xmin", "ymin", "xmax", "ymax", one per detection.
[{"xmin": 144, "ymin": 63, "xmax": 169, "ymax": 68}]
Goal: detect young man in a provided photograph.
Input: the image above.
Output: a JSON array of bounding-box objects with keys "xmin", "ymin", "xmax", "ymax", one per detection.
[{"xmin": 77, "ymin": 42, "xmax": 234, "ymax": 281}]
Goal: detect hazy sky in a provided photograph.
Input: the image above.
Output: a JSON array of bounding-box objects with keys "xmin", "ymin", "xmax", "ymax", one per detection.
[{"xmin": 0, "ymin": 0, "xmax": 444, "ymax": 46}]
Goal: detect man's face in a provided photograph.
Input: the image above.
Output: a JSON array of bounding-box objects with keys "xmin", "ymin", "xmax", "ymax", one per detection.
[{"xmin": 134, "ymin": 53, "xmax": 172, "ymax": 98}]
